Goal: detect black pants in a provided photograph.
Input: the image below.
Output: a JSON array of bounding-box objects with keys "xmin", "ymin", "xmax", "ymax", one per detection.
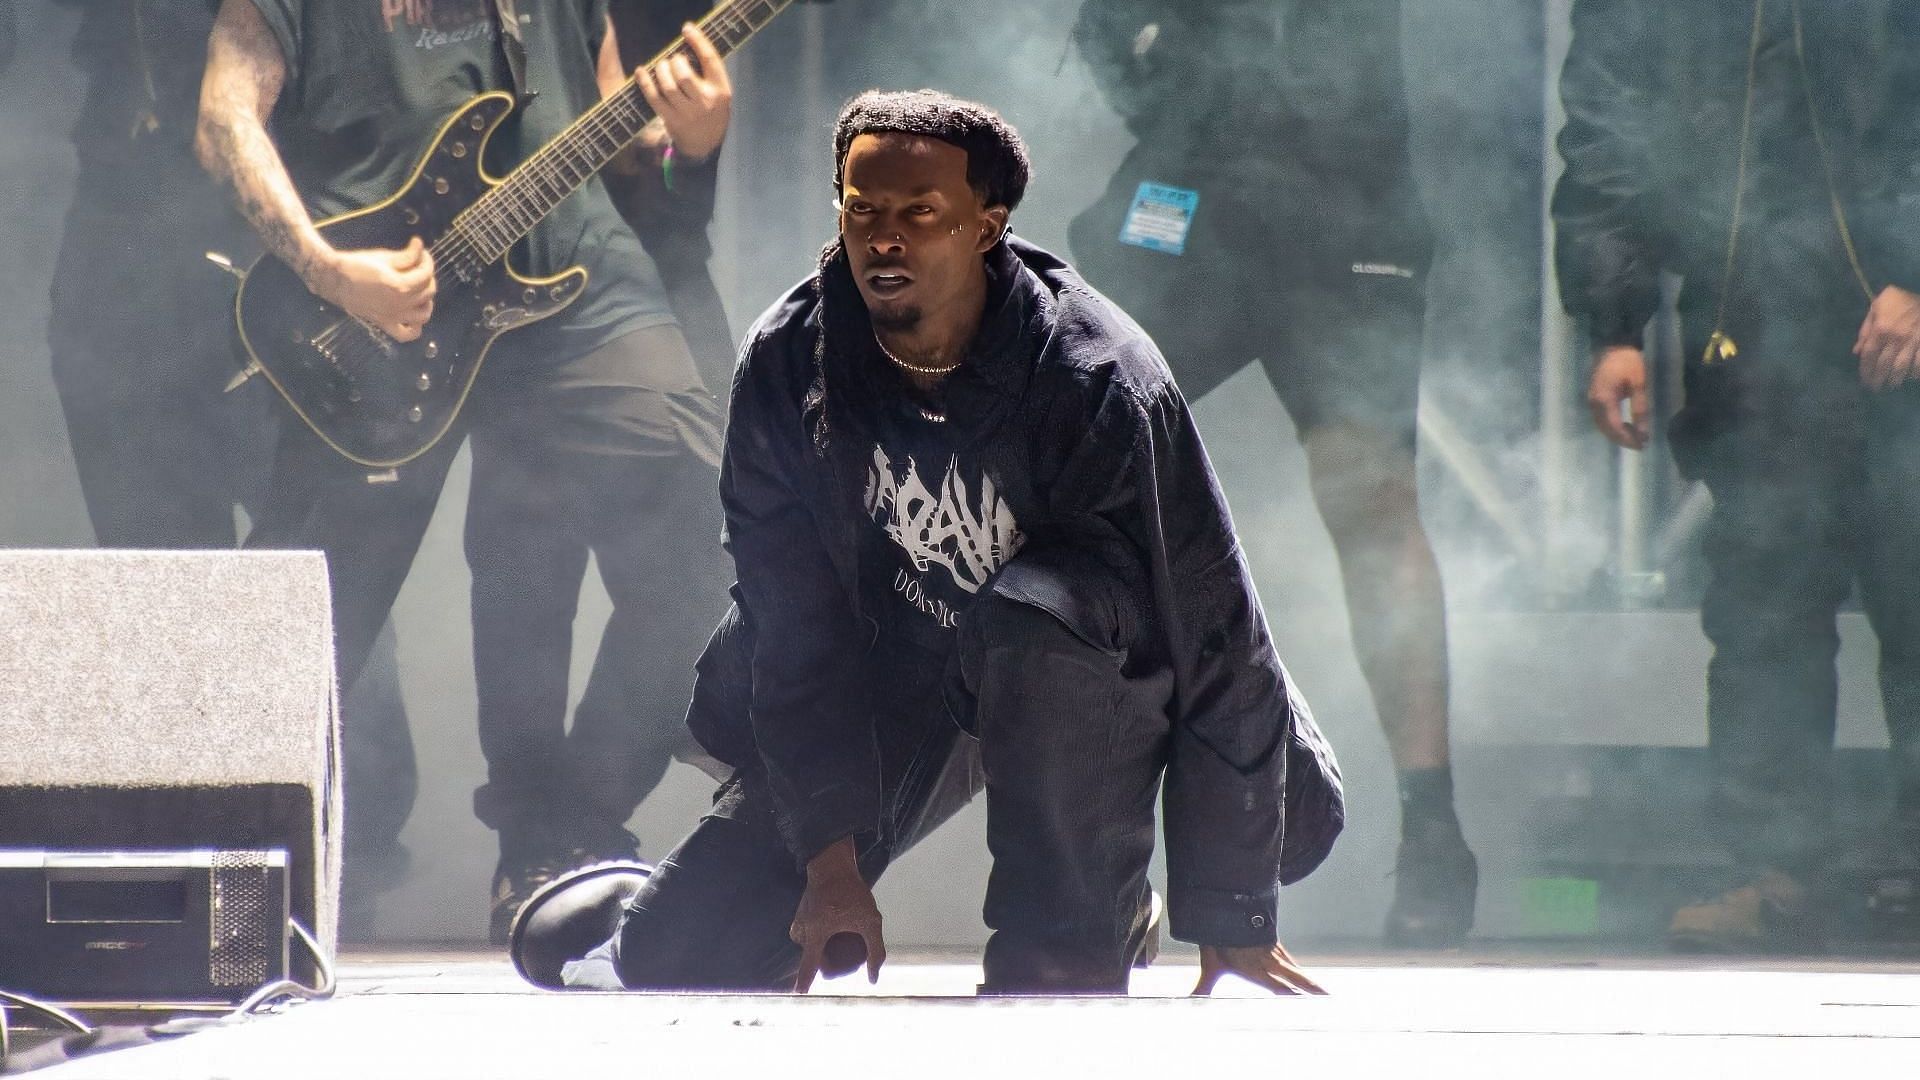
[
  {"xmin": 573, "ymin": 554, "xmax": 1173, "ymax": 993},
  {"xmin": 48, "ymin": 194, "xmax": 416, "ymax": 893},
  {"xmin": 1675, "ymin": 307, "xmax": 1920, "ymax": 874},
  {"xmin": 245, "ymin": 324, "xmax": 728, "ymax": 859}
]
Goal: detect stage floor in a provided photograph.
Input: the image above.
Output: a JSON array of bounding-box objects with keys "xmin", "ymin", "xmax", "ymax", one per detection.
[{"xmin": 19, "ymin": 948, "xmax": 1920, "ymax": 1078}]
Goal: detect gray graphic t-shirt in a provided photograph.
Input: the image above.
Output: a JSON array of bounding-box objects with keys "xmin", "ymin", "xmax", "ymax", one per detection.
[{"xmin": 861, "ymin": 432, "xmax": 1023, "ymax": 653}]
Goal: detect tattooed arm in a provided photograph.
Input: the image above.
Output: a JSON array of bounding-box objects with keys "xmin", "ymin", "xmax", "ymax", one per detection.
[{"xmin": 196, "ymin": 0, "xmax": 435, "ymax": 341}]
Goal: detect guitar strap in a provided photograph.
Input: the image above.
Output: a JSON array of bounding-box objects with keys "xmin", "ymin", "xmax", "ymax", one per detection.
[{"xmin": 489, "ymin": 0, "xmax": 532, "ymax": 101}]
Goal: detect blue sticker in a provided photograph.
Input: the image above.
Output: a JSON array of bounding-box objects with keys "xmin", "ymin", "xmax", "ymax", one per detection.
[{"xmin": 1119, "ymin": 182, "xmax": 1200, "ymax": 256}]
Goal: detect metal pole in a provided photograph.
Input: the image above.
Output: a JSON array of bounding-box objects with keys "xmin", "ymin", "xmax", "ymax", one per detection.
[{"xmin": 1540, "ymin": 0, "xmax": 1581, "ymax": 600}]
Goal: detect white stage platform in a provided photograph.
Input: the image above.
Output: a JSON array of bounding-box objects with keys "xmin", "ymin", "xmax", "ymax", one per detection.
[{"xmin": 22, "ymin": 949, "xmax": 1920, "ymax": 1078}]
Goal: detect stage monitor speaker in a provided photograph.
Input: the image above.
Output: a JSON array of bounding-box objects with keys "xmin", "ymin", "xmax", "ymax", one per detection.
[{"xmin": 0, "ymin": 551, "xmax": 341, "ymax": 999}]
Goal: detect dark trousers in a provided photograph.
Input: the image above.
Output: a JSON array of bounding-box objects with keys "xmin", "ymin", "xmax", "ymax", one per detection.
[
  {"xmin": 49, "ymin": 202, "xmax": 416, "ymax": 898},
  {"xmin": 581, "ymin": 555, "xmax": 1173, "ymax": 993},
  {"xmin": 245, "ymin": 324, "xmax": 729, "ymax": 858},
  {"xmin": 1676, "ymin": 308, "xmax": 1920, "ymax": 873}
]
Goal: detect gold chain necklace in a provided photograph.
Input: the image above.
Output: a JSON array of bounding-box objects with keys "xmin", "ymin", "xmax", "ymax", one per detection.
[{"xmin": 874, "ymin": 336, "xmax": 963, "ymax": 377}]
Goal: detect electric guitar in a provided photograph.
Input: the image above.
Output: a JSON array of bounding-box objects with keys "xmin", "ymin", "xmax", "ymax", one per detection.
[{"xmin": 233, "ymin": 0, "xmax": 794, "ymax": 468}]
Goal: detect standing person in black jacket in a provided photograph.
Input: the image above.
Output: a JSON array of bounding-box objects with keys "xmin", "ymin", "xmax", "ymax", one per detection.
[
  {"xmin": 45, "ymin": 0, "xmax": 415, "ymax": 939},
  {"xmin": 1068, "ymin": 0, "xmax": 1475, "ymax": 947},
  {"xmin": 1556, "ymin": 0, "xmax": 1920, "ymax": 951},
  {"xmin": 507, "ymin": 90, "xmax": 1343, "ymax": 995}
]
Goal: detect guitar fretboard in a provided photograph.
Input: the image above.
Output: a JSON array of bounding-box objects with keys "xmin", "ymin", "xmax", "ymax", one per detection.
[{"xmin": 452, "ymin": 0, "xmax": 791, "ymax": 264}]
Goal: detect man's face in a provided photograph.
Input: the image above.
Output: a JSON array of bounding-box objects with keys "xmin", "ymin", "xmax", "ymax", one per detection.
[{"xmin": 838, "ymin": 133, "xmax": 1006, "ymax": 333}]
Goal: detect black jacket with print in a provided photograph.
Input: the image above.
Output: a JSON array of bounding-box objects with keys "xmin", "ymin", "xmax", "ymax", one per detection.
[
  {"xmin": 706, "ymin": 235, "xmax": 1342, "ymax": 945},
  {"xmin": 1552, "ymin": 0, "xmax": 1920, "ymax": 347}
]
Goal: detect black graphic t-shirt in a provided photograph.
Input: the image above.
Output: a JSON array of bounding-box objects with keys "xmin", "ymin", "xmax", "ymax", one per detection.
[
  {"xmin": 246, "ymin": 0, "xmax": 674, "ymax": 367},
  {"xmin": 859, "ymin": 409, "xmax": 1024, "ymax": 656}
]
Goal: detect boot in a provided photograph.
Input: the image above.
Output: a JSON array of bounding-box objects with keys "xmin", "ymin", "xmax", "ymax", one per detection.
[{"xmin": 1384, "ymin": 815, "xmax": 1478, "ymax": 947}]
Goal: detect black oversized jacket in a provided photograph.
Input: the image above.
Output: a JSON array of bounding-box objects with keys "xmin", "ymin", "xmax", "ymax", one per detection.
[
  {"xmin": 1552, "ymin": 0, "xmax": 1920, "ymax": 346},
  {"xmin": 711, "ymin": 236, "xmax": 1340, "ymax": 944}
]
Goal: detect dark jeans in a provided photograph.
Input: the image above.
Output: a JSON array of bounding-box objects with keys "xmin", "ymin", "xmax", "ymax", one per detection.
[
  {"xmin": 573, "ymin": 553, "xmax": 1174, "ymax": 993},
  {"xmin": 49, "ymin": 204, "xmax": 416, "ymax": 900},
  {"xmin": 1675, "ymin": 309, "xmax": 1920, "ymax": 874},
  {"xmin": 246, "ymin": 324, "xmax": 729, "ymax": 859}
]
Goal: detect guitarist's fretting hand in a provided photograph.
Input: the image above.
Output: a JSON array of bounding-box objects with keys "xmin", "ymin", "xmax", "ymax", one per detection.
[
  {"xmin": 635, "ymin": 23, "xmax": 733, "ymax": 164},
  {"xmin": 310, "ymin": 237, "xmax": 438, "ymax": 344}
]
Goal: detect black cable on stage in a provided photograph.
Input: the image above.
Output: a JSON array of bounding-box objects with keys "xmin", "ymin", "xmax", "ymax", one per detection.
[
  {"xmin": 0, "ymin": 989, "xmax": 94, "ymax": 1072},
  {"xmin": 234, "ymin": 918, "xmax": 338, "ymax": 1016}
]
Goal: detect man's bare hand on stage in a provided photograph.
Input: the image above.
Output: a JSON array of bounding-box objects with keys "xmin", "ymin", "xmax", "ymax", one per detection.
[
  {"xmin": 1193, "ymin": 941, "xmax": 1327, "ymax": 997},
  {"xmin": 790, "ymin": 836, "xmax": 886, "ymax": 992},
  {"xmin": 637, "ymin": 23, "xmax": 733, "ymax": 164},
  {"xmin": 308, "ymin": 236, "xmax": 437, "ymax": 343}
]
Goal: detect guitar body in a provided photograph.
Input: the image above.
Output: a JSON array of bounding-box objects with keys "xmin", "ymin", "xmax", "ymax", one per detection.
[{"xmin": 235, "ymin": 92, "xmax": 586, "ymax": 468}]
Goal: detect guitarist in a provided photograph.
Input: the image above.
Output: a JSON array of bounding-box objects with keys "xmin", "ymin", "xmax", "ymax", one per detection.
[
  {"xmin": 196, "ymin": 0, "xmax": 736, "ymax": 942},
  {"xmin": 46, "ymin": 0, "xmax": 416, "ymax": 942}
]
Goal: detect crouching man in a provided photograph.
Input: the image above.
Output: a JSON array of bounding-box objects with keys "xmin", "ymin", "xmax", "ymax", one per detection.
[{"xmin": 511, "ymin": 90, "xmax": 1344, "ymax": 995}]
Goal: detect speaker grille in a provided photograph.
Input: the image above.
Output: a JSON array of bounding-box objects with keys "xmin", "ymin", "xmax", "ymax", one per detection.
[{"xmin": 209, "ymin": 850, "xmax": 273, "ymax": 988}]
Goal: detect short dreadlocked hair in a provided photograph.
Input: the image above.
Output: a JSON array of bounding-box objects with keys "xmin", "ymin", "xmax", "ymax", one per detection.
[{"xmin": 832, "ymin": 89, "xmax": 1032, "ymax": 213}]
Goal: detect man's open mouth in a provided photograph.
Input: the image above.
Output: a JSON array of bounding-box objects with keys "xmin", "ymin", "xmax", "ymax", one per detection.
[{"xmin": 865, "ymin": 270, "xmax": 914, "ymax": 297}]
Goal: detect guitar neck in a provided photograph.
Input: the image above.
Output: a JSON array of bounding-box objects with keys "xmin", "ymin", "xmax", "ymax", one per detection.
[{"xmin": 461, "ymin": 0, "xmax": 792, "ymax": 259}]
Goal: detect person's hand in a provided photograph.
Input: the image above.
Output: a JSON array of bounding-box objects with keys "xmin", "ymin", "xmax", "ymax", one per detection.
[
  {"xmin": 639, "ymin": 23, "xmax": 732, "ymax": 163},
  {"xmin": 1193, "ymin": 941, "xmax": 1327, "ymax": 997},
  {"xmin": 308, "ymin": 236, "xmax": 436, "ymax": 343},
  {"xmin": 789, "ymin": 836, "xmax": 886, "ymax": 992},
  {"xmin": 1856, "ymin": 285, "xmax": 1920, "ymax": 390},
  {"xmin": 1587, "ymin": 344, "xmax": 1651, "ymax": 450}
]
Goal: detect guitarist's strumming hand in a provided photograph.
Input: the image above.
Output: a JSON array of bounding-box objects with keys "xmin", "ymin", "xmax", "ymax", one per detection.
[
  {"xmin": 307, "ymin": 237, "xmax": 438, "ymax": 344},
  {"xmin": 637, "ymin": 23, "xmax": 733, "ymax": 164},
  {"xmin": 199, "ymin": 0, "xmax": 436, "ymax": 345}
]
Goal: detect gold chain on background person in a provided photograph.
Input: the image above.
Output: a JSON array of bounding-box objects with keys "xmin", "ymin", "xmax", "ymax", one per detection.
[
  {"xmin": 1791, "ymin": 0, "xmax": 1874, "ymax": 304},
  {"xmin": 1703, "ymin": 0, "xmax": 1875, "ymax": 366}
]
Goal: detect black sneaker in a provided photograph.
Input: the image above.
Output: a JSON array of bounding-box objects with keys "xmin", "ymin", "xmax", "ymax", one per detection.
[
  {"xmin": 487, "ymin": 847, "xmax": 609, "ymax": 944},
  {"xmin": 508, "ymin": 860, "xmax": 654, "ymax": 988},
  {"xmin": 489, "ymin": 822, "xmax": 641, "ymax": 947},
  {"xmin": 1383, "ymin": 816, "xmax": 1478, "ymax": 947}
]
